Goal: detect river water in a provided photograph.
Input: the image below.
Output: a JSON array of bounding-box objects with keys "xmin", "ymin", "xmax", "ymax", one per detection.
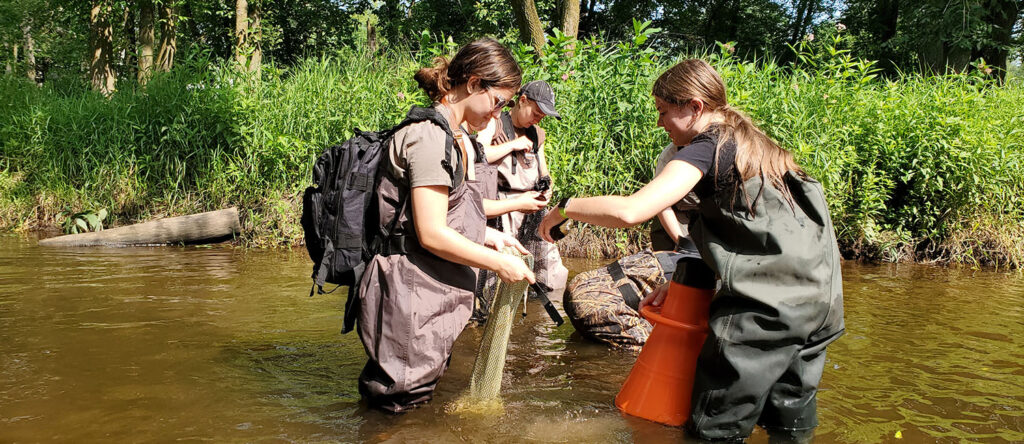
[{"xmin": 1, "ymin": 234, "xmax": 1021, "ymax": 443}]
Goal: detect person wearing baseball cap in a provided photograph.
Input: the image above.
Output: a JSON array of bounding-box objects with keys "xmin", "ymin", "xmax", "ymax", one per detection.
[
  {"xmin": 518, "ymin": 80, "xmax": 562, "ymax": 121},
  {"xmin": 470, "ymin": 80, "xmax": 569, "ymax": 320}
]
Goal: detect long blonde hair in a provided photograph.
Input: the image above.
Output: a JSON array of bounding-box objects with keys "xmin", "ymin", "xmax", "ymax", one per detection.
[{"xmin": 652, "ymin": 59, "xmax": 803, "ymax": 210}]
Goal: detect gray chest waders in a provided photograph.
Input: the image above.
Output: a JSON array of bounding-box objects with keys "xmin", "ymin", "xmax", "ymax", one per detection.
[{"xmin": 356, "ymin": 117, "xmax": 487, "ymax": 414}]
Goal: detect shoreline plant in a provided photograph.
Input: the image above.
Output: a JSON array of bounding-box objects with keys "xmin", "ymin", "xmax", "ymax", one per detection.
[{"xmin": 1, "ymin": 23, "xmax": 1021, "ymax": 268}]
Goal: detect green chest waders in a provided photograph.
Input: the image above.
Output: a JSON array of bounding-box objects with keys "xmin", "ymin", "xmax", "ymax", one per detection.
[{"xmin": 686, "ymin": 171, "xmax": 845, "ymax": 440}]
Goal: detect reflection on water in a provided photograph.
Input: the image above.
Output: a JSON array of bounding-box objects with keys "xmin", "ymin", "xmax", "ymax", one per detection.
[{"xmin": 1, "ymin": 234, "xmax": 1022, "ymax": 442}]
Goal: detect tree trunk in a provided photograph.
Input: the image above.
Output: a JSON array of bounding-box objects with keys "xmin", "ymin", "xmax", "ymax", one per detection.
[
  {"xmin": 561, "ymin": 0, "xmax": 580, "ymax": 39},
  {"xmin": 90, "ymin": 1, "xmax": 117, "ymax": 95},
  {"xmin": 802, "ymin": 0, "xmax": 817, "ymax": 39},
  {"xmin": 22, "ymin": 21, "xmax": 36, "ymax": 82},
  {"xmin": 510, "ymin": 0, "xmax": 545, "ymax": 57},
  {"xmin": 156, "ymin": 4, "xmax": 176, "ymax": 72},
  {"xmin": 248, "ymin": 1, "xmax": 262, "ymax": 72},
  {"xmin": 122, "ymin": 5, "xmax": 136, "ymax": 80},
  {"xmin": 4, "ymin": 43, "xmax": 11, "ymax": 75},
  {"xmin": 367, "ymin": 18, "xmax": 378, "ymax": 53},
  {"xmin": 582, "ymin": 0, "xmax": 597, "ymax": 37},
  {"xmin": 876, "ymin": 0, "xmax": 900, "ymax": 42},
  {"xmin": 234, "ymin": 0, "xmax": 248, "ymax": 66},
  {"xmin": 10, "ymin": 44, "xmax": 18, "ymax": 75},
  {"xmin": 704, "ymin": 0, "xmax": 732, "ymax": 46},
  {"xmin": 39, "ymin": 208, "xmax": 242, "ymax": 247},
  {"xmin": 138, "ymin": 0, "xmax": 155, "ymax": 84},
  {"xmin": 972, "ymin": 0, "xmax": 1020, "ymax": 82},
  {"xmin": 789, "ymin": 0, "xmax": 810, "ymax": 45},
  {"xmin": 182, "ymin": 1, "xmax": 202, "ymax": 45}
]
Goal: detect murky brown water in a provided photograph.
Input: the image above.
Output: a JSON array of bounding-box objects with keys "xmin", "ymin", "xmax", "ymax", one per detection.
[{"xmin": 1, "ymin": 234, "xmax": 1022, "ymax": 443}]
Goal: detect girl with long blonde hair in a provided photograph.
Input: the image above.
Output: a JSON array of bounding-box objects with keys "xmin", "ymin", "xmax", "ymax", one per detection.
[{"xmin": 539, "ymin": 59, "xmax": 845, "ymax": 440}]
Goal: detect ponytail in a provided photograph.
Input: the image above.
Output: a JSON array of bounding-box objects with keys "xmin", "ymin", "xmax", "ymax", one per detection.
[
  {"xmin": 414, "ymin": 57, "xmax": 452, "ymax": 102},
  {"xmin": 413, "ymin": 38, "xmax": 521, "ymax": 103}
]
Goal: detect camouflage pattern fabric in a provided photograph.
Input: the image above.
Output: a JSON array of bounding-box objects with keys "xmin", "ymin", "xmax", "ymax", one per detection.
[{"xmin": 564, "ymin": 250, "xmax": 678, "ymax": 351}]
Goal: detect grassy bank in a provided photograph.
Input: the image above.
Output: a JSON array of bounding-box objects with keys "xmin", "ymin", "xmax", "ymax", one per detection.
[{"xmin": 2, "ymin": 28, "xmax": 1022, "ymax": 268}]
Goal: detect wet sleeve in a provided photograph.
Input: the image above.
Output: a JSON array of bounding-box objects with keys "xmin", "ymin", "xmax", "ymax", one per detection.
[
  {"xmin": 401, "ymin": 122, "xmax": 455, "ymax": 189},
  {"xmin": 670, "ymin": 133, "xmax": 717, "ymax": 175}
]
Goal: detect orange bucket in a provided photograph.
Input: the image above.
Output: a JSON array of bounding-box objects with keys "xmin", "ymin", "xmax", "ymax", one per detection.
[{"xmin": 614, "ymin": 276, "xmax": 713, "ymax": 426}]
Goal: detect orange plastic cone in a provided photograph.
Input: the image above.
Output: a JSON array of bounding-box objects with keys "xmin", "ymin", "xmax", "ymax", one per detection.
[{"xmin": 614, "ymin": 271, "xmax": 713, "ymax": 427}]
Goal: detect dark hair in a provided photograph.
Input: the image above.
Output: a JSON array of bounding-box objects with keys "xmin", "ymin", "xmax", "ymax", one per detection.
[{"xmin": 414, "ymin": 38, "xmax": 522, "ymax": 102}]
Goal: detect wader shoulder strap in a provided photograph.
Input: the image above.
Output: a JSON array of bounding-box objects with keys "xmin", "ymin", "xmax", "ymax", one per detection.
[
  {"xmin": 607, "ymin": 260, "xmax": 642, "ymax": 311},
  {"xmin": 462, "ymin": 129, "xmax": 487, "ymax": 165},
  {"xmin": 500, "ymin": 112, "xmax": 520, "ymax": 174},
  {"xmin": 372, "ymin": 107, "xmax": 463, "ymax": 256},
  {"xmin": 499, "ymin": 111, "xmax": 516, "ymax": 140}
]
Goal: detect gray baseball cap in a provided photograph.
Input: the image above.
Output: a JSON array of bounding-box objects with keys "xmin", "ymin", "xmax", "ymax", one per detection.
[{"xmin": 519, "ymin": 80, "xmax": 562, "ymax": 120}]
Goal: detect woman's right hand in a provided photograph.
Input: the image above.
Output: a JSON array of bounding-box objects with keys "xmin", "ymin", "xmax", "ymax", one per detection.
[
  {"xmin": 515, "ymin": 191, "xmax": 548, "ymax": 213},
  {"xmin": 494, "ymin": 253, "xmax": 536, "ymax": 284},
  {"xmin": 640, "ymin": 282, "xmax": 670, "ymax": 309}
]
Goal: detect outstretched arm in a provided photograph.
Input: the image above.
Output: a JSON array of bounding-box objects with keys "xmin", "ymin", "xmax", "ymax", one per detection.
[{"xmin": 538, "ymin": 160, "xmax": 703, "ymax": 242}]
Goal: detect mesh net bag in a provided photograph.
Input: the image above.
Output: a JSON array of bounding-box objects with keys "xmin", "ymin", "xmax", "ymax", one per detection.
[{"xmin": 467, "ymin": 249, "xmax": 533, "ymax": 400}]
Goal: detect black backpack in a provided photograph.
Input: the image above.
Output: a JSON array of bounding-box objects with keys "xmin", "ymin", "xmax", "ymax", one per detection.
[{"xmin": 300, "ymin": 106, "xmax": 460, "ymax": 333}]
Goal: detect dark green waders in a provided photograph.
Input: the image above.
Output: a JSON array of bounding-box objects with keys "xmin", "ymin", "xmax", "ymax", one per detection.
[{"xmin": 686, "ymin": 171, "xmax": 845, "ymax": 441}]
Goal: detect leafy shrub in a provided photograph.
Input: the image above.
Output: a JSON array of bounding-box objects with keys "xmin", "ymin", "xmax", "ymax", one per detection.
[{"xmin": 1, "ymin": 24, "xmax": 1021, "ymax": 266}]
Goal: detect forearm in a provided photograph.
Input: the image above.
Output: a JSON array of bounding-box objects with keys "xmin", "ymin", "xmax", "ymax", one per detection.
[
  {"xmin": 563, "ymin": 195, "xmax": 641, "ymax": 228},
  {"xmin": 657, "ymin": 208, "xmax": 685, "ymax": 243},
  {"xmin": 483, "ymin": 198, "xmax": 522, "ymax": 217},
  {"xmin": 563, "ymin": 161, "xmax": 704, "ymax": 229},
  {"xmin": 419, "ymin": 225, "xmax": 505, "ymax": 270},
  {"xmin": 485, "ymin": 142, "xmax": 519, "ymax": 163}
]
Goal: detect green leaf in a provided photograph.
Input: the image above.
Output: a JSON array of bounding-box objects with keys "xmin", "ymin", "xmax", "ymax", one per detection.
[{"xmin": 85, "ymin": 214, "xmax": 100, "ymax": 230}]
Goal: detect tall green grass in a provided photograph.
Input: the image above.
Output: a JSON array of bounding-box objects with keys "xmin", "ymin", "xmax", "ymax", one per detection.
[{"xmin": 1, "ymin": 26, "xmax": 1022, "ymax": 267}]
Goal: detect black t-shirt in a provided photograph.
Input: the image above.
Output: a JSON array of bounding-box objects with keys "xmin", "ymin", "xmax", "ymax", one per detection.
[{"xmin": 671, "ymin": 128, "xmax": 738, "ymax": 199}]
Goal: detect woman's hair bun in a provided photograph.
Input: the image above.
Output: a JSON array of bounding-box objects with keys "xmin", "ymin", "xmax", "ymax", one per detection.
[{"xmin": 414, "ymin": 57, "xmax": 451, "ymax": 102}]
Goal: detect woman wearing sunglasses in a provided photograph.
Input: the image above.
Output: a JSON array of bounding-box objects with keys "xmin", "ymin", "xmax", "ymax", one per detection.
[{"xmin": 357, "ymin": 38, "xmax": 535, "ymax": 413}]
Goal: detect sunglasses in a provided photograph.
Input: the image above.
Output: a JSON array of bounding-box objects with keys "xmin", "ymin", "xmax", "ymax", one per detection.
[{"xmin": 487, "ymin": 89, "xmax": 509, "ymax": 112}]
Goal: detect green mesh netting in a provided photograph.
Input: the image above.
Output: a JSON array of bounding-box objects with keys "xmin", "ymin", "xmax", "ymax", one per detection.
[{"xmin": 468, "ymin": 249, "xmax": 533, "ymax": 401}]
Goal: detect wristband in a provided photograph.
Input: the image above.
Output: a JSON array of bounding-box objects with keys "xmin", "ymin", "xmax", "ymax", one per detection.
[{"xmin": 557, "ymin": 197, "xmax": 571, "ymax": 219}]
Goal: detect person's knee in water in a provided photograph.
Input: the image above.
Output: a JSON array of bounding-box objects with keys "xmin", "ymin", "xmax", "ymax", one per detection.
[
  {"xmin": 537, "ymin": 59, "xmax": 845, "ymax": 440},
  {"xmin": 356, "ymin": 37, "xmax": 537, "ymax": 414}
]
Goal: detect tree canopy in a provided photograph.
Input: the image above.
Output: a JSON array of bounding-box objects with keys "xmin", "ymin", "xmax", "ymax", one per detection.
[{"xmin": 0, "ymin": 0, "xmax": 1020, "ymax": 89}]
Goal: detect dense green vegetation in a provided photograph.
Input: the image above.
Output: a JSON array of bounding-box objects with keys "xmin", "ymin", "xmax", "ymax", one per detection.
[{"xmin": 2, "ymin": 26, "xmax": 1022, "ymax": 267}]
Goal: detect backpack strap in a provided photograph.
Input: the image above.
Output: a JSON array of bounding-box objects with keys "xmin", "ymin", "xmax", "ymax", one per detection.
[
  {"xmin": 372, "ymin": 106, "xmax": 463, "ymax": 257},
  {"xmin": 607, "ymin": 260, "xmax": 641, "ymax": 311},
  {"xmin": 398, "ymin": 106, "xmax": 464, "ymax": 188}
]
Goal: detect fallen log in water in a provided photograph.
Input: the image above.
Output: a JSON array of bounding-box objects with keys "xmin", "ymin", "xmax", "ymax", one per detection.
[{"xmin": 39, "ymin": 208, "xmax": 241, "ymax": 247}]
